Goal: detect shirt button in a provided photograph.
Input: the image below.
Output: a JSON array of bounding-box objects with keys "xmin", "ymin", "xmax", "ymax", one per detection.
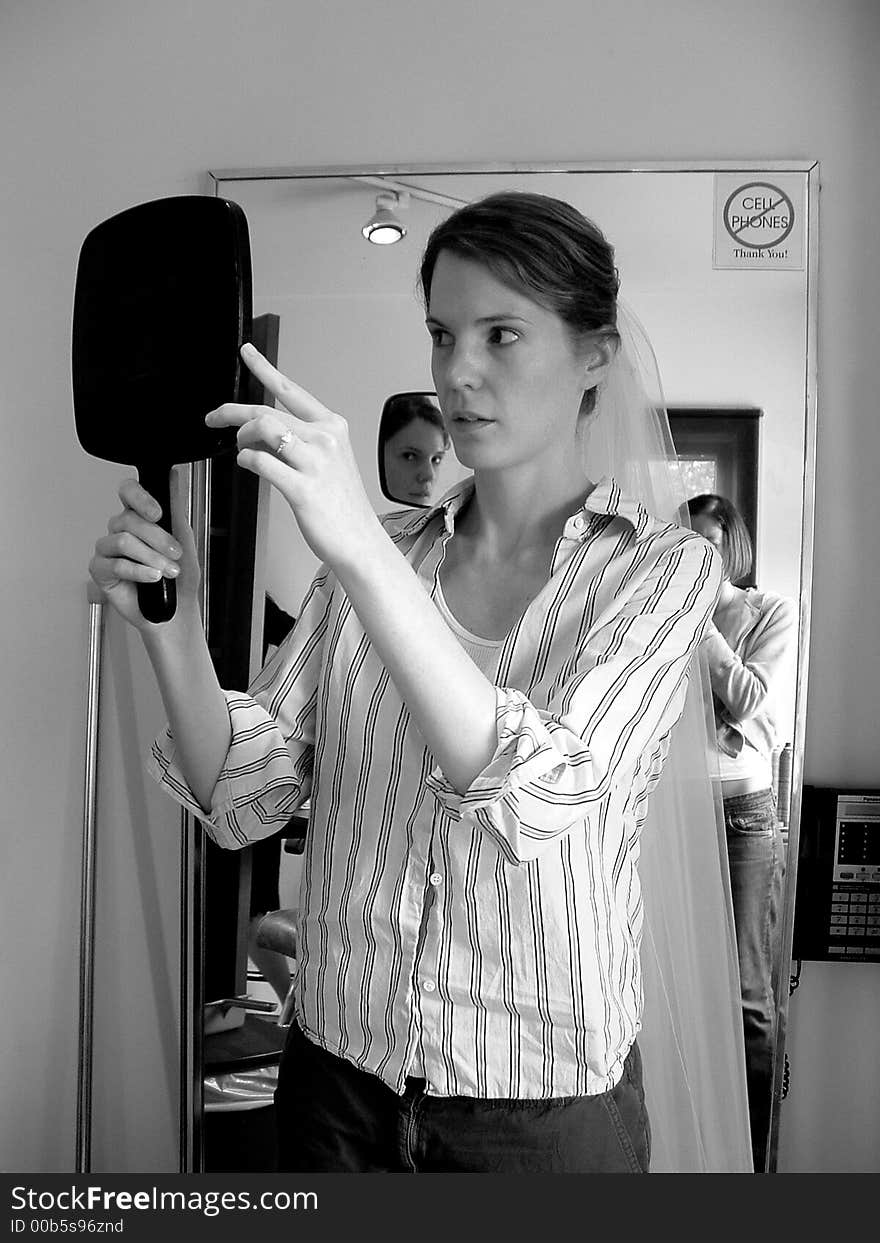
[
  {"xmin": 429, "ymin": 872, "xmax": 443, "ymax": 886},
  {"xmin": 422, "ymin": 980, "xmax": 436, "ymax": 993},
  {"xmin": 573, "ymin": 515, "xmax": 585, "ymax": 530}
]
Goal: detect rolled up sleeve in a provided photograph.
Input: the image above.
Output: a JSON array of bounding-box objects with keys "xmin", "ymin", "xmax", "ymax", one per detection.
[
  {"xmin": 426, "ymin": 534, "xmax": 721, "ymax": 863},
  {"xmin": 148, "ymin": 566, "xmax": 334, "ymax": 849}
]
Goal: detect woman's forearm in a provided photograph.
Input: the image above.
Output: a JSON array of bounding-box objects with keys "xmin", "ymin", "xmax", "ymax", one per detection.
[
  {"xmin": 339, "ymin": 530, "xmax": 499, "ymax": 794},
  {"xmin": 703, "ymin": 604, "xmax": 797, "ymax": 721},
  {"xmin": 142, "ymin": 605, "xmax": 231, "ymax": 813}
]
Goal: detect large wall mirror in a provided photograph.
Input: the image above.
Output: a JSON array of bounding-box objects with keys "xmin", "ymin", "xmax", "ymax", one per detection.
[{"xmin": 186, "ymin": 162, "xmax": 817, "ymax": 1172}]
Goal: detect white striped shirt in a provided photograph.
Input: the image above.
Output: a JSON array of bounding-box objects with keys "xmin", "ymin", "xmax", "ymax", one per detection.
[{"xmin": 151, "ymin": 476, "xmax": 721, "ymax": 1099}]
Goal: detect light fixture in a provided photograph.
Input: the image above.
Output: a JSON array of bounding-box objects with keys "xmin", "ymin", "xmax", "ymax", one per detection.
[{"xmin": 362, "ymin": 191, "xmax": 408, "ymax": 245}]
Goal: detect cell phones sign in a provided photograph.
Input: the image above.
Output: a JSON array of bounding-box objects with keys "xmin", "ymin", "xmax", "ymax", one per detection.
[{"xmin": 713, "ymin": 173, "xmax": 805, "ymax": 270}]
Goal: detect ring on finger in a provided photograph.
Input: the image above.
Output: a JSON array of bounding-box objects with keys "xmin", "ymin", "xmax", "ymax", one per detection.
[{"xmin": 275, "ymin": 429, "xmax": 296, "ymax": 457}]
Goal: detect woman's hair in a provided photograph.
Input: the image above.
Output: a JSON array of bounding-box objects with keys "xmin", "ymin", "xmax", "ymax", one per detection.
[
  {"xmin": 687, "ymin": 493, "xmax": 753, "ymax": 584},
  {"xmin": 418, "ymin": 191, "xmax": 620, "ymax": 416},
  {"xmin": 381, "ymin": 392, "xmax": 450, "ymax": 448}
]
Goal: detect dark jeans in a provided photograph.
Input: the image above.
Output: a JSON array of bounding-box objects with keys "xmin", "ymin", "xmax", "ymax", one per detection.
[
  {"xmin": 724, "ymin": 787, "xmax": 784, "ymax": 1172},
  {"xmin": 275, "ymin": 1022, "xmax": 650, "ymax": 1173}
]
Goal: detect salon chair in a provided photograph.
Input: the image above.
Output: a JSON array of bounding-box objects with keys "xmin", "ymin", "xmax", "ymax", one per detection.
[
  {"xmin": 253, "ymin": 905, "xmax": 299, "ymax": 1027},
  {"xmin": 251, "ymin": 812, "xmax": 306, "ymax": 1026},
  {"xmin": 202, "ymin": 904, "xmax": 298, "ymax": 1168},
  {"xmin": 202, "ymin": 820, "xmax": 304, "ymax": 1170},
  {"xmin": 208, "ymin": 813, "xmax": 304, "ymax": 1034}
]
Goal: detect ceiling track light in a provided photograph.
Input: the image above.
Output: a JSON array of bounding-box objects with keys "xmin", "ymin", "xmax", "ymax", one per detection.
[
  {"xmin": 362, "ymin": 191, "xmax": 409, "ymax": 245},
  {"xmin": 350, "ymin": 174, "xmax": 468, "ymax": 210}
]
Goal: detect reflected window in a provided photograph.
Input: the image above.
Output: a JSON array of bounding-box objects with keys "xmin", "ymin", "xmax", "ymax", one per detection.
[
  {"xmin": 678, "ymin": 458, "xmax": 718, "ymax": 496},
  {"xmin": 668, "ymin": 408, "xmax": 761, "ymax": 587}
]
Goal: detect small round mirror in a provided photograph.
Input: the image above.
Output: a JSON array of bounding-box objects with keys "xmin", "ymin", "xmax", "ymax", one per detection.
[{"xmin": 377, "ymin": 391, "xmax": 458, "ymax": 508}]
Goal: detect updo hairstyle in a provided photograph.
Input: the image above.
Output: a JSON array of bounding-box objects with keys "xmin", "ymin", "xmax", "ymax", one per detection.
[{"xmin": 419, "ymin": 191, "xmax": 620, "ymax": 416}]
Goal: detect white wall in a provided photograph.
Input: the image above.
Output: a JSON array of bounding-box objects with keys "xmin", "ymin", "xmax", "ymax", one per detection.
[{"xmin": 2, "ymin": 0, "xmax": 878, "ymax": 1172}]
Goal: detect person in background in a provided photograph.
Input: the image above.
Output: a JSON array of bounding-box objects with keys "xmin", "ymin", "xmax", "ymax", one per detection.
[
  {"xmin": 380, "ymin": 392, "xmax": 450, "ymax": 506},
  {"xmin": 688, "ymin": 492, "xmax": 798, "ymax": 1172}
]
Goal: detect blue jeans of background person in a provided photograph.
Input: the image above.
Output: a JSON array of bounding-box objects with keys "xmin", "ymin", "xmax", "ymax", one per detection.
[
  {"xmin": 274, "ymin": 1022, "xmax": 650, "ymax": 1173},
  {"xmin": 723, "ymin": 787, "xmax": 784, "ymax": 1172}
]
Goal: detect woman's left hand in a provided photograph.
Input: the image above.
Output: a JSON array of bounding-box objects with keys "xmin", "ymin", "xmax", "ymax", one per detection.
[{"xmin": 206, "ymin": 344, "xmax": 382, "ymax": 573}]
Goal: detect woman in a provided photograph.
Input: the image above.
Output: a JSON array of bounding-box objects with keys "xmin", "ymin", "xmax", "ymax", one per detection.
[
  {"xmin": 688, "ymin": 493, "xmax": 798, "ymax": 1171},
  {"xmin": 380, "ymin": 392, "xmax": 450, "ymax": 506},
  {"xmin": 90, "ymin": 192, "xmax": 727, "ymax": 1173}
]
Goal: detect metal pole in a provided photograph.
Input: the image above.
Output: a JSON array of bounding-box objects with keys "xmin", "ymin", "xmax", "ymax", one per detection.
[
  {"xmin": 179, "ymin": 459, "xmax": 210, "ymax": 1172},
  {"xmin": 76, "ymin": 584, "xmax": 105, "ymax": 1173}
]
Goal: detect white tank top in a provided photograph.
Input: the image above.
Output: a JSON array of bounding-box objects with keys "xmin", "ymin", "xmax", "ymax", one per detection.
[
  {"xmin": 714, "ymin": 737, "xmax": 772, "ymax": 787},
  {"xmin": 433, "ymin": 578, "xmax": 506, "ymax": 674}
]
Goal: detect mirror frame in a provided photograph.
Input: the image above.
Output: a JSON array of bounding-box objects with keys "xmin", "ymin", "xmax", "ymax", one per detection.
[{"xmin": 177, "ymin": 160, "xmax": 819, "ymax": 1172}]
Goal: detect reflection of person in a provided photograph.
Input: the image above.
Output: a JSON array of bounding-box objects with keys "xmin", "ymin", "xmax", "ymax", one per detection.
[
  {"xmin": 90, "ymin": 192, "xmax": 727, "ymax": 1173},
  {"xmin": 381, "ymin": 394, "xmax": 450, "ymax": 505},
  {"xmin": 688, "ymin": 493, "xmax": 797, "ymax": 1172}
]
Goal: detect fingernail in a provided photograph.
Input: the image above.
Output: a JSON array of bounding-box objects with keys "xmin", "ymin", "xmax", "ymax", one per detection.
[
  {"xmin": 149, "ymin": 505, "xmax": 162, "ymax": 521},
  {"xmin": 148, "ymin": 568, "xmax": 162, "ymax": 581},
  {"xmin": 167, "ymin": 543, "xmax": 181, "ymax": 558},
  {"xmin": 166, "ymin": 563, "xmax": 180, "ymax": 577},
  {"xmin": 241, "ymin": 342, "xmax": 256, "ymax": 356}
]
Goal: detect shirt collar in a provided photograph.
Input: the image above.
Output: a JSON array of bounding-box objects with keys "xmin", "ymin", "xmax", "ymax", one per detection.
[
  {"xmin": 385, "ymin": 476, "xmax": 475, "ymax": 540},
  {"xmin": 386, "ymin": 474, "xmax": 653, "ymax": 542},
  {"xmin": 582, "ymin": 477, "xmax": 654, "ymax": 540}
]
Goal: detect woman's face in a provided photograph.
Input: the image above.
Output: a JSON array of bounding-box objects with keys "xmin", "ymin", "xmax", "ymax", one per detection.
[
  {"xmin": 690, "ymin": 511, "xmax": 723, "ymax": 548},
  {"xmin": 426, "ymin": 251, "xmax": 606, "ymax": 473},
  {"xmin": 690, "ymin": 511, "xmax": 728, "ymax": 575},
  {"xmin": 383, "ymin": 417, "xmax": 448, "ymax": 505}
]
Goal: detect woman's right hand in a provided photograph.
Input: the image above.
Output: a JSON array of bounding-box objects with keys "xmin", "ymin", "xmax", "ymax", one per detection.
[{"xmin": 88, "ymin": 470, "xmax": 200, "ymax": 630}]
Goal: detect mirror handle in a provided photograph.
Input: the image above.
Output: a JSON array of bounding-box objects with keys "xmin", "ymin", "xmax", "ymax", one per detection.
[{"xmin": 135, "ymin": 462, "xmax": 177, "ymax": 623}]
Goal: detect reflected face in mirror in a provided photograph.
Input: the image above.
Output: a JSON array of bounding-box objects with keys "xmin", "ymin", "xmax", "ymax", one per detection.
[
  {"xmin": 378, "ymin": 392, "xmax": 452, "ymax": 507},
  {"xmin": 383, "ymin": 415, "xmax": 449, "ymax": 506},
  {"xmin": 689, "ymin": 495, "xmax": 754, "ymax": 587},
  {"xmin": 425, "ymin": 251, "xmax": 604, "ymax": 472},
  {"xmin": 690, "ymin": 511, "xmax": 724, "ymax": 552}
]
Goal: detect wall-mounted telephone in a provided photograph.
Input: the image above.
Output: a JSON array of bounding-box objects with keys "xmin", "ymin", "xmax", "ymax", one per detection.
[{"xmin": 793, "ymin": 786, "xmax": 880, "ymax": 963}]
